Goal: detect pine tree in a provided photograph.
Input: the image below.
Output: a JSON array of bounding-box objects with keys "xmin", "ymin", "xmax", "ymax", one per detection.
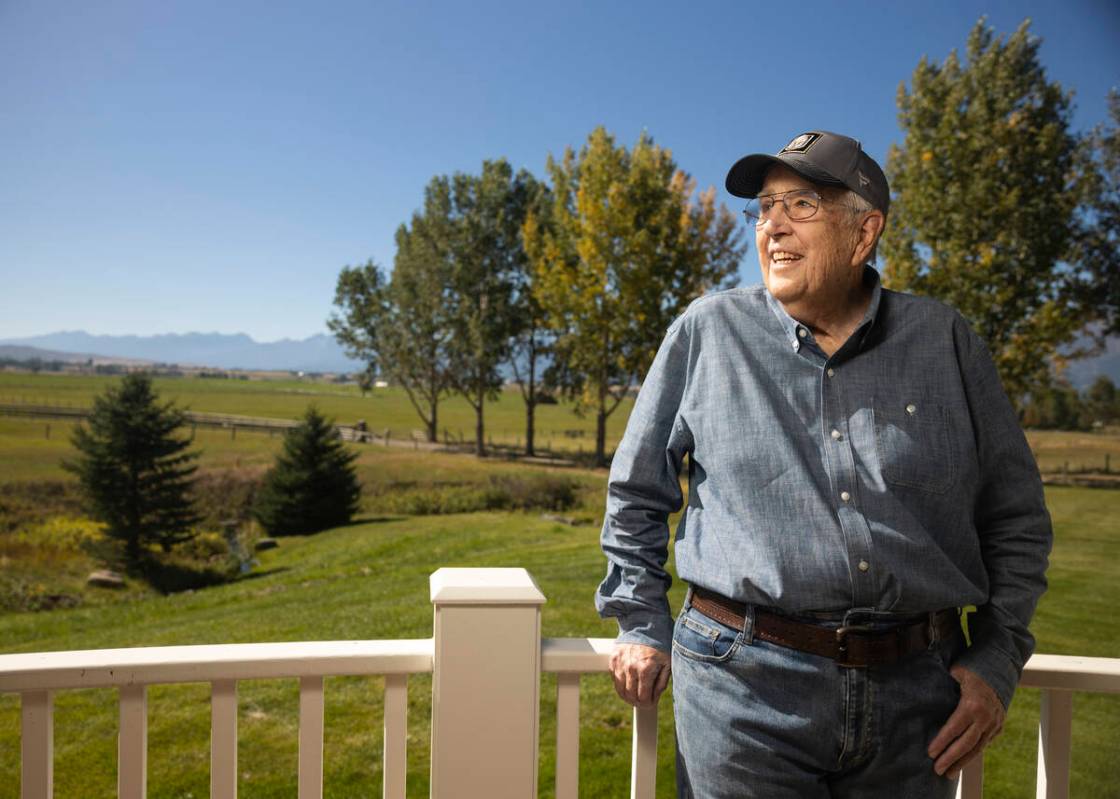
[
  {"xmin": 253, "ymin": 406, "xmax": 361, "ymax": 536},
  {"xmin": 64, "ymin": 372, "xmax": 200, "ymax": 570}
]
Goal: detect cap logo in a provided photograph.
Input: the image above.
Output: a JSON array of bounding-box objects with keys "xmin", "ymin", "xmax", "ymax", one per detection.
[
  {"xmin": 858, "ymin": 171, "xmax": 870, "ymax": 188},
  {"xmin": 779, "ymin": 132, "xmax": 820, "ymax": 154}
]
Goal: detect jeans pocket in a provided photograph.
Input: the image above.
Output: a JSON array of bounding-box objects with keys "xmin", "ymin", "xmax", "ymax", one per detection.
[
  {"xmin": 923, "ymin": 632, "xmax": 965, "ymax": 699},
  {"xmin": 672, "ymin": 606, "xmax": 741, "ymax": 663}
]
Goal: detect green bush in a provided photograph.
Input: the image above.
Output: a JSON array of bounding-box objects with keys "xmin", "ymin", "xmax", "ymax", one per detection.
[
  {"xmin": 377, "ymin": 473, "xmax": 583, "ymax": 516},
  {"xmin": 253, "ymin": 406, "xmax": 361, "ymax": 535}
]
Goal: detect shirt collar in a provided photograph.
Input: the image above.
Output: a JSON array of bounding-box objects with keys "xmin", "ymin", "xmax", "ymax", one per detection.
[{"xmin": 763, "ymin": 266, "xmax": 883, "ymax": 352}]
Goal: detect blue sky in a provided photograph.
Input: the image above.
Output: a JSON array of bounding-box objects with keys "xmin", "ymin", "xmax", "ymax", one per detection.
[{"xmin": 2, "ymin": 0, "xmax": 1118, "ymax": 342}]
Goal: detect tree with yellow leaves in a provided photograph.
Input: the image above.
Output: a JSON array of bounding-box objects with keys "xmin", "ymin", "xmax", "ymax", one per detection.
[{"xmin": 524, "ymin": 127, "xmax": 745, "ymax": 465}]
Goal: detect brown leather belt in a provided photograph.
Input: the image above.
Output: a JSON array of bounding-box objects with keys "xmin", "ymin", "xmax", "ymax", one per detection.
[{"xmin": 689, "ymin": 586, "xmax": 960, "ymax": 668}]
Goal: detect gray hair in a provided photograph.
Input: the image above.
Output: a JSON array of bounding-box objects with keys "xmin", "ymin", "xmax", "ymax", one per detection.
[{"xmin": 838, "ymin": 190, "xmax": 881, "ymax": 265}]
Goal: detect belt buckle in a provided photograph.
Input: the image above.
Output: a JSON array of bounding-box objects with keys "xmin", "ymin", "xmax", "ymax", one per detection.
[{"xmin": 835, "ymin": 623, "xmax": 877, "ymax": 669}]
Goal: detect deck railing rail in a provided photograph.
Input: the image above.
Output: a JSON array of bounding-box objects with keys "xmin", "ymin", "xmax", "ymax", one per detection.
[{"xmin": 2, "ymin": 568, "xmax": 1117, "ymax": 799}]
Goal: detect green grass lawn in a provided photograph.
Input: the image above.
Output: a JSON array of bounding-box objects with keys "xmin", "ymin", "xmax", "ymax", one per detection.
[
  {"xmin": 2, "ymin": 372, "xmax": 1118, "ymax": 796},
  {"xmin": 1, "ymin": 485, "xmax": 1118, "ymax": 798},
  {"xmin": 0, "ymin": 372, "xmax": 635, "ymax": 457},
  {"xmin": 3, "ymin": 371, "xmax": 1119, "ymax": 472}
]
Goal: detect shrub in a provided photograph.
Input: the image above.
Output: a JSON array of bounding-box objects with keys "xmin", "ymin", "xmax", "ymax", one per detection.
[
  {"xmin": 253, "ymin": 406, "xmax": 361, "ymax": 535},
  {"xmin": 377, "ymin": 473, "xmax": 584, "ymax": 516}
]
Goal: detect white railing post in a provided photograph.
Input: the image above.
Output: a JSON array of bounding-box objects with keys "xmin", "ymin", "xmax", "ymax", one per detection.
[
  {"xmin": 382, "ymin": 674, "xmax": 408, "ymax": 799},
  {"xmin": 298, "ymin": 676, "xmax": 325, "ymax": 799},
  {"xmin": 1036, "ymin": 689, "xmax": 1073, "ymax": 799},
  {"xmin": 630, "ymin": 703, "xmax": 658, "ymax": 799},
  {"xmin": 956, "ymin": 758, "xmax": 983, "ymax": 799},
  {"xmin": 554, "ymin": 674, "xmax": 581, "ymax": 799},
  {"xmin": 429, "ymin": 567, "xmax": 546, "ymax": 799},
  {"xmin": 21, "ymin": 690, "xmax": 53, "ymax": 799},
  {"xmin": 118, "ymin": 684, "xmax": 147, "ymax": 799},
  {"xmin": 211, "ymin": 680, "xmax": 238, "ymax": 799}
]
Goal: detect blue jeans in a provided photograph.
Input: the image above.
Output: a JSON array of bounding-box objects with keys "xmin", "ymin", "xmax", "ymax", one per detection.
[{"xmin": 671, "ymin": 595, "xmax": 964, "ymax": 798}]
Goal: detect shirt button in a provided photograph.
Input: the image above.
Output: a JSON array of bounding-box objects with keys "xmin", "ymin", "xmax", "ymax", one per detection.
[
  {"xmin": 797, "ymin": 327, "xmax": 808, "ymax": 338},
  {"xmin": 831, "ymin": 429, "xmax": 842, "ymax": 441},
  {"xmin": 906, "ymin": 403, "xmax": 917, "ymax": 415},
  {"xmin": 840, "ymin": 491, "xmax": 851, "ymax": 502},
  {"xmin": 858, "ymin": 560, "xmax": 870, "ymax": 572},
  {"xmin": 792, "ymin": 340, "xmax": 800, "ymax": 351},
  {"xmin": 827, "ymin": 368, "xmax": 835, "ymax": 378}
]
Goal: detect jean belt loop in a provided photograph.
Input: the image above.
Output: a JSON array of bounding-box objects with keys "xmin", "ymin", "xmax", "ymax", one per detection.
[
  {"xmin": 684, "ymin": 585, "xmax": 694, "ymax": 612},
  {"xmin": 743, "ymin": 603, "xmax": 756, "ymax": 644}
]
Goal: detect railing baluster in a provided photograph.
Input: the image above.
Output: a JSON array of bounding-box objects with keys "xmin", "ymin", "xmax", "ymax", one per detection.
[
  {"xmin": 382, "ymin": 674, "xmax": 407, "ymax": 799},
  {"xmin": 554, "ymin": 674, "xmax": 580, "ymax": 799},
  {"xmin": 630, "ymin": 703, "xmax": 657, "ymax": 799},
  {"xmin": 21, "ymin": 690, "xmax": 53, "ymax": 799},
  {"xmin": 211, "ymin": 680, "xmax": 238, "ymax": 799},
  {"xmin": 1036, "ymin": 689, "xmax": 1073, "ymax": 799},
  {"xmin": 956, "ymin": 757, "xmax": 983, "ymax": 798},
  {"xmin": 299, "ymin": 675, "xmax": 325, "ymax": 799},
  {"xmin": 118, "ymin": 684, "xmax": 147, "ymax": 799}
]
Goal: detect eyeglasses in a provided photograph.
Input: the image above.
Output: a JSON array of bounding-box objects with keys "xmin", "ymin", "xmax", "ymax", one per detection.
[{"xmin": 743, "ymin": 189, "xmax": 832, "ymax": 226}]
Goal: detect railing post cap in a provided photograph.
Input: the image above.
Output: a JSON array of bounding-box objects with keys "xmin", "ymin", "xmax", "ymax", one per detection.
[{"xmin": 429, "ymin": 567, "xmax": 546, "ymax": 605}]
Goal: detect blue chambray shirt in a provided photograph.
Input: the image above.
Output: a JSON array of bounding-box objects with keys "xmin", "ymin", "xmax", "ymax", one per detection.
[{"xmin": 595, "ymin": 267, "xmax": 1052, "ymax": 707}]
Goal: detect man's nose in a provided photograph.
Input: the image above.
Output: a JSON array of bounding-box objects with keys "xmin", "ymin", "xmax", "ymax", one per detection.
[{"xmin": 759, "ymin": 212, "xmax": 791, "ymax": 236}]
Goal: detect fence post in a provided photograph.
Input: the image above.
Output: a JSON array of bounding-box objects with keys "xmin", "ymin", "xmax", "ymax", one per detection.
[{"xmin": 429, "ymin": 568, "xmax": 546, "ymax": 799}]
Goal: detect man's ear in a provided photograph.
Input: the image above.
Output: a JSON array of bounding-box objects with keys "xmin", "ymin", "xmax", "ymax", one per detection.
[{"xmin": 852, "ymin": 210, "xmax": 885, "ymax": 265}]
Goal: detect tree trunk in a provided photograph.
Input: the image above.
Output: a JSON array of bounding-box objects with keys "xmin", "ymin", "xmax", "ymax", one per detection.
[
  {"xmin": 596, "ymin": 379, "xmax": 608, "ymax": 467},
  {"xmin": 525, "ymin": 343, "xmax": 537, "ymax": 456},
  {"xmin": 525, "ymin": 401, "xmax": 535, "ymax": 457},
  {"xmin": 428, "ymin": 397, "xmax": 438, "ymax": 443},
  {"xmin": 596, "ymin": 408, "xmax": 607, "ymax": 468},
  {"xmin": 475, "ymin": 377, "xmax": 486, "ymax": 457},
  {"xmin": 427, "ymin": 364, "xmax": 439, "ymax": 443}
]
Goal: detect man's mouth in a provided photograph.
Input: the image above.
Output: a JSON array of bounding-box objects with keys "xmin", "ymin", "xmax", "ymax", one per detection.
[{"xmin": 770, "ymin": 252, "xmax": 802, "ymax": 264}]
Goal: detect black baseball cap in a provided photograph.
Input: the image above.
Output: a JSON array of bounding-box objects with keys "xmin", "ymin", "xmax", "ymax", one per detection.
[{"xmin": 725, "ymin": 130, "xmax": 890, "ymax": 215}]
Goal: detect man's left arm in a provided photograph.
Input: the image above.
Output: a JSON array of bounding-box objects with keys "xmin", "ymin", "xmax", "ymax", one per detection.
[{"xmin": 930, "ymin": 324, "xmax": 1054, "ymax": 777}]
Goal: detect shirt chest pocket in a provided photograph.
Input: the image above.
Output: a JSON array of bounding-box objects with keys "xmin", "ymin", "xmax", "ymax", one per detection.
[{"xmin": 872, "ymin": 401, "xmax": 956, "ymax": 494}]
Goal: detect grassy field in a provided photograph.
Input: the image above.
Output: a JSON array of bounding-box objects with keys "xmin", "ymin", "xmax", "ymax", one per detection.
[
  {"xmin": 0, "ymin": 372, "xmax": 633, "ymax": 458},
  {"xmin": 0, "ymin": 485, "xmax": 1117, "ymax": 797},
  {"xmin": 2, "ymin": 371, "xmax": 1118, "ymax": 474},
  {"xmin": 1, "ymin": 371, "xmax": 1118, "ymax": 796}
]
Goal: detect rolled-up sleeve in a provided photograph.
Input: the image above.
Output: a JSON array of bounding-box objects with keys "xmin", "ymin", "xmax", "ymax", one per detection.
[
  {"xmin": 954, "ymin": 322, "xmax": 1053, "ymax": 708},
  {"xmin": 595, "ymin": 316, "xmax": 694, "ymax": 653}
]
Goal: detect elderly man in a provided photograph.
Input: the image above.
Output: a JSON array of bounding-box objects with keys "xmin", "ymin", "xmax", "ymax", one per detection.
[{"xmin": 595, "ymin": 130, "xmax": 1052, "ymax": 797}]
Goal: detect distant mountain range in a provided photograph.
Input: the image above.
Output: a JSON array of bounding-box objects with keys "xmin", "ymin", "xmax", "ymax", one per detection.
[
  {"xmin": 0, "ymin": 331, "xmax": 366, "ymax": 373},
  {"xmin": 1, "ymin": 329, "xmax": 1117, "ymax": 388},
  {"xmin": 1063, "ymin": 335, "xmax": 1120, "ymax": 389}
]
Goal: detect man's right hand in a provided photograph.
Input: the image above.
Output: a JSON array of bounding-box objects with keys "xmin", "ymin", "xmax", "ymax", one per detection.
[{"xmin": 608, "ymin": 643, "xmax": 671, "ymax": 707}]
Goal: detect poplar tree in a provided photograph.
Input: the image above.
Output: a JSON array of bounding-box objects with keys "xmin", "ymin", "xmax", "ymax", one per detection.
[
  {"xmin": 507, "ymin": 177, "xmax": 555, "ymax": 457},
  {"xmin": 881, "ymin": 19, "xmax": 1094, "ymax": 403},
  {"xmin": 331, "ymin": 164, "xmax": 544, "ymax": 455},
  {"xmin": 444, "ymin": 161, "xmax": 537, "ymax": 456},
  {"xmin": 330, "ymin": 191, "xmax": 457, "ymax": 444},
  {"xmin": 1069, "ymin": 90, "xmax": 1120, "ymax": 336},
  {"xmin": 64, "ymin": 373, "xmax": 199, "ymax": 570},
  {"xmin": 523, "ymin": 127, "xmax": 745, "ymax": 465}
]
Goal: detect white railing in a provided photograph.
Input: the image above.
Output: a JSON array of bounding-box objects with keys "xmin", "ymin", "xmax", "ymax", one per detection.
[
  {"xmin": 2, "ymin": 567, "xmax": 1117, "ymax": 799},
  {"xmin": 0, "ymin": 568, "xmax": 658, "ymax": 799},
  {"xmin": 956, "ymin": 653, "xmax": 1120, "ymax": 799}
]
